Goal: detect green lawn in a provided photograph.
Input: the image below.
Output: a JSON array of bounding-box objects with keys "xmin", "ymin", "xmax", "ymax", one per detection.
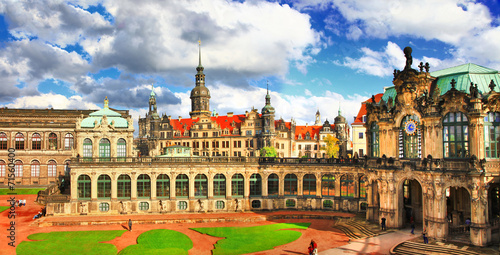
[
  {"xmin": 0, "ymin": 206, "xmax": 9, "ymax": 213},
  {"xmin": 17, "ymin": 230, "xmax": 126, "ymax": 255},
  {"xmin": 119, "ymin": 229, "xmax": 193, "ymax": 255},
  {"xmin": 192, "ymin": 222, "xmax": 310, "ymax": 255},
  {"xmin": 0, "ymin": 188, "xmax": 46, "ymax": 195}
]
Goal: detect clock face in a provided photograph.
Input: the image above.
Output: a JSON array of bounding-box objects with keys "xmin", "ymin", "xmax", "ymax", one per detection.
[{"xmin": 405, "ymin": 120, "xmax": 417, "ymax": 135}]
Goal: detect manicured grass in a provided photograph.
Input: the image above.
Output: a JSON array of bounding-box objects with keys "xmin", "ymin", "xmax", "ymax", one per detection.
[
  {"xmin": 0, "ymin": 188, "xmax": 45, "ymax": 195},
  {"xmin": 119, "ymin": 229, "xmax": 193, "ymax": 255},
  {"xmin": 17, "ymin": 230, "xmax": 126, "ymax": 255},
  {"xmin": 0, "ymin": 206, "xmax": 9, "ymax": 213},
  {"xmin": 192, "ymin": 222, "xmax": 310, "ymax": 255}
]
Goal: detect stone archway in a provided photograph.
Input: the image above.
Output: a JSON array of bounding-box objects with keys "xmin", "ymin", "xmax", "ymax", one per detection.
[
  {"xmin": 365, "ymin": 180, "xmax": 380, "ymax": 222},
  {"xmin": 445, "ymin": 186, "xmax": 471, "ymax": 238},
  {"xmin": 399, "ymin": 179, "xmax": 423, "ymax": 227}
]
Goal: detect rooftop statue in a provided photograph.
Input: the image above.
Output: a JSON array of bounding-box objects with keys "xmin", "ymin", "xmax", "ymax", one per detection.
[{"xmin": 404, "ymin": 46, "xmax": 412, "ymax": 70}]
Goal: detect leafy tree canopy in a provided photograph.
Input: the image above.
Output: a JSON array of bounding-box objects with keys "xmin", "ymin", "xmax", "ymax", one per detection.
[{"xmin": 260, "ymin": 146, "xmax": 277, "ymax": 157}]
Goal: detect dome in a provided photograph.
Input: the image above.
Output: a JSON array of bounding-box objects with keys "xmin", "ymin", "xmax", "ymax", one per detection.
[
  {"xmin": 323, "ymin": 119, "xmax": 331, "ymax": 127},
  {"xmin": 190, "ymin": 85, "xmax": 210, "ymax": 98},
  {"xmin": 261, "ymin": 104, "xmax": 275, "ymax": 114},
  {"xmin": 334, "ymin": 114, "xmax": 346, "ymax": 124}
]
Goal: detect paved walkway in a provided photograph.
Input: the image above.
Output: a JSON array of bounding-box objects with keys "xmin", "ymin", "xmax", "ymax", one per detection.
[{"xmin": 320, "ymin": 229, "xmax": 419, "ymax": 255}]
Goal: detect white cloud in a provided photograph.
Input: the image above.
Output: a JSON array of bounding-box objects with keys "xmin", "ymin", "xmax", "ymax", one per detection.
[
  {"xmin": 339, "ymin": 42, "xmax": 404, "ymax": 77},
  {"xmin": 4, "ymin": 93, "xmax": 99, "ymax": 110},
  {"xmin": 294, "ymin": 0, "xmax": 500, "ymax": 74}
]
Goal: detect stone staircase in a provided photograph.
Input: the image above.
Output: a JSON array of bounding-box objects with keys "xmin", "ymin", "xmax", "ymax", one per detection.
[
  {"xmin": 334, "ymin": 218, "xmax": 379, "ymax": 240},
  {"xmin": 391, "ymin": 241, "xmax": 480, "ymax": 255}
]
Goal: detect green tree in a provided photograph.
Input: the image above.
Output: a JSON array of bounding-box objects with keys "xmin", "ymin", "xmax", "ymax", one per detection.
[
  {"xmin": 322, "ymin": 135, "xmax": 339, "ymax": 158},
  {"xmin": 260, "ymin": 146, "xmax": 277, "ymax": 157}
]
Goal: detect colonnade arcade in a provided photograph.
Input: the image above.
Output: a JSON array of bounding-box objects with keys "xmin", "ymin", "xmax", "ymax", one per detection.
[{"xmin": 70, "ymin": 168, "xmax": 369, "ymax": 214}]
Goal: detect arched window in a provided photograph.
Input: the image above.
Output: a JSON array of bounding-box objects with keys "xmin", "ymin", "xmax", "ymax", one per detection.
[
  {"xmin": 99, "ymin": 138, "xmax": 110, "ymax": 160},
  {"xmin": 232, "ymin": 174, "xmax": 244, "ymax": 197},
  {"xmin": 194, "ymin": 174, "xmax": 208, "ymax": 198},
  {"xmin": 117, "ymin": 174, "xmax": 131, "ymax": 199},
  {"xmin": 485, "ymin": 112, "xmax": 500, "ymax": 158},
  {"xmin": 64, "ymin": 133, "xmax": 74, "ymax": 150},
  {"xmin": 156, "ymin": 174, "xmax": 170, "ymax": 198},
  {"xmin": 250, "ymin": 173, "xmax": 262, "ymax": 196},
  {"xmin": 31, "ymin": 160, "xmax": 40, "ymax": 177},
  {"xmin": 48, "ymin": 133, "xmax": 57, "ymax": 150},
  {"xmin": 117, "ymin": 138, "xmax": 126, "ymax": 158},
  {"xmin": 213, "ymin": 174, "xmax": 226, "ymax": 197},
  {"xmin": 341, "ymin": 175, "xmax": 354, "ymax": 197},
  {"xmin": 321, "ymin": 174, "xmax": 335, "ymax": 196},
  {"xmin": 97, "ymin": 175, "xmax": 111, "ymax": 199},
  {"xmin": 0, "ymin": 132, "xmax": 7, "ymax": 150},
  {"xmin": 14, "ymin": 160, "xmax": 23, "ymax": 177},
  {"xmin": 137, "ymin": 174, "xmax": 151, "ymax": 198},
  {"xmin": 83, "ymin": 138, "xmax": 92, "ymax": 158},
  {"xmin": 48, "ymin": 160, "xmax": 57, "ymax": 177},
  {"xmin": 15, "ymin": 133, "xmax": 24, "ymax": 150},
  {"xmin": 443, "ymin": 112, "xmax": 469, "ymax": 158},
  {"xmin": 303, "ymin": 174, "xmax": 316, "ymax": 197},
  {"xmin": 0, "ymin": 160, "xmax": 5, "ymax": 177},
  {"xmin": 370, "ymin": 122, "xmax": 379, "ymax": 157},
  {"xmin": 284, "ymin": 174, "xmax": 297, "ymax": 196},
  {"xmin": 400, "ymin": 115, "xmax": 421, "ymax": 158},
  {"xmin": 359, "ymin": 176, "xmax": 367, "ymax": 199},
  {"xmin": 176, "ymin": 174, "xmax": 189, "ymax": 198},
  {"xmin": 32, "ymin": 133, "xmax": 41, "ymax": 150},
  {"xmin": 268, "ymin": 174, "xmax": 279, "ymax": 197},
  {"xmin": 77, "ymin": 175, "xmax": 91, "ymax": 199}
]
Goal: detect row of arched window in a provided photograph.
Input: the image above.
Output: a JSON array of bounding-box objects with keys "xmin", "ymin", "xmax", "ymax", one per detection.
[
  {"xmin": 369, "ymin": 112, "xmax": 500, "ymax": 159},
  {"xmin": 77, "ymin": 173, "xmax": 368, "ymax": 200},
  {"xmin": 0, "ymin": 159, "xmax": 68, "ymax": 177},
  {"xmin": 0, "ymin": 132, "xmax": 74, "ymax": 151},
  {"xmin": 82, "ymin": 138, "xmax": 127, "ymax": 158}
]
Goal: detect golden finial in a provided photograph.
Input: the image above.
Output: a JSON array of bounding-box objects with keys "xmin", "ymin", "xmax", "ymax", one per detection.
[{"xmin": 104, "ymin": 96, "xmax": 109, "ymax": 109}]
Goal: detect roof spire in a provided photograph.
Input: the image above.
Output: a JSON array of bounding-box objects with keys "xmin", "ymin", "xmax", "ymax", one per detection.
[
  {"xmin": 104, "ymin": 96, "xmax": 109, "ymax": 109},
  {"xmin": 338, "ymin": 103, "xmax": 341, "ymax": 116},
  {"xmin": 198, "ymin": 39, "xmax": 202, "ymax": 68}
]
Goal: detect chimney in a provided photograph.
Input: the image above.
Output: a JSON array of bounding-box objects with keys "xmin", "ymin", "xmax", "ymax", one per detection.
[
  {"xmin": 178, "ymin": 116, "xmax": 182, "ymax": 121},
  {"xmin": 227, "ymin": 112, "xmax": 233, "ymax": 117}
]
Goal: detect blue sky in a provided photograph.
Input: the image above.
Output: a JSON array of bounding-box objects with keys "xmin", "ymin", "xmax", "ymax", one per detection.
[{"xmin": 0, "ymin": 0, "xmax": 499, "ymax": 131}]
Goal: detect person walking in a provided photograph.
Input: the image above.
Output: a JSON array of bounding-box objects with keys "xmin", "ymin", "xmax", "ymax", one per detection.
[
  {"xmin": 422, "ymin": 228, "xmax": 428, "ymax": 244},
  {"xmin": 128, "ymin": 219, "xmax": 132, "ymax": 231},
  {"xmin": 410, "ymin": 216, "xmax": 415, "ymax": 234},
  {"xmin": 381, "ymin": 216, "xmax": 386, "ymax": 231}
]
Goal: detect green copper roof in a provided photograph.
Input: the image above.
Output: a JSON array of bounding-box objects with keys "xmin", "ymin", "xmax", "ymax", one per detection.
[
  {"xmin": 381, "ymin": 86, "xmax": 396, "ymax": 103},
  {"xmin": 431, "ymin": 63, "xmax": 500, "ymax": 95},
  {"xmin": 81, "ymin": 98, "xmax": 128, "ymax": 128}
]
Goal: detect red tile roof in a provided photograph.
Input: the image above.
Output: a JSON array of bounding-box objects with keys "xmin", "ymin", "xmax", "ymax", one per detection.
[
  {"xmin": 294, "ymin": 125, "xmax": 335, "ymax": 140},
  {"xmin": 353, "ymin": 93, "xmax": 383, "ymax": 124}
]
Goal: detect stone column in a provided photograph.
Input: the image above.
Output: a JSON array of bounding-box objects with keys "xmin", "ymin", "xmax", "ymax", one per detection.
[
  {"xmin": 262, "ymin": 174, "xmax": 268, "ymax": 197},
  {"xmin": 298, "ymin": 173, "xmax": 303, "ymax": 196},
  {"xmin": 170, "ymin": 173, "xmax": 176, "ymax": 200},
  {"xmin": 70, "ymin": 172, "xmax": 78, "ymax": 200},
  {"xmin": 244, "ymin": 172, "xmax": 250, "ymax": 198},
  {"xmin": 91, "ymin": 173, "xmax": 98, "ymax": 200},
  {"xmin": 279, "ymin": 173, "xmax": 284, "ymax": 197},
  {"xmin": 111, "ymin": 173, "xmax": 117, "ymax": 200},
  {"xmin": 130, "ymin": 172, "xmax": 137, "ymax": 200},
  {"xmin": 207, "ymin": 173, "xmax": 214, "ymax": 199},
  {"xmin": 316, "ymin": 173, "xmax": 321, "ymax": 198},
  {"xmin": 151, "ymin": 173, "xmax": 157, "ymax": 200},
  {"xmin": 470, "ymin": 178, "xmax": 490, "ymax": 246},
  {"xmin": 226, "ymin": 173, "xmax": 232, "ymax": 199}
]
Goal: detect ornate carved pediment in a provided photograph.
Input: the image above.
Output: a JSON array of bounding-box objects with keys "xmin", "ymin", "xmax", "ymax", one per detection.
[
  {"xmin": 482, "ymin": 92, "xmax": 500, "ymax": 112},
  {"xmin": 439, "ymin": 88, "xmax": 468, "ymax": 114}
]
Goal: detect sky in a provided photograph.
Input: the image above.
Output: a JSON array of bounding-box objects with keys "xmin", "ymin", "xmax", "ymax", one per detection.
[{"xmin": 0, "ymin": 0, "xmax": 499, "ymax": 134}]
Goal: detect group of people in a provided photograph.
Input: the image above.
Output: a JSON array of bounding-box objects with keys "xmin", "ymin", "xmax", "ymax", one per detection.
[
  {"xmin": 16, "ymin": 199, "xmax": 26, "ymax": 207},
  {"xmin": 307, "ymin": 240, "xmax": 318, "ymax": 255}
]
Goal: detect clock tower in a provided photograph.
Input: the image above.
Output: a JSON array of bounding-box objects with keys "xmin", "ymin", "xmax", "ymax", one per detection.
[{"xmin": 190, "ymin": 41, "xmax": 211, "ymax": 118}]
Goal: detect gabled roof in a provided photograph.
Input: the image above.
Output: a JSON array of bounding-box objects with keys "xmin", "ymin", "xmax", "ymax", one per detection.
[
  {"xmin": 430, "ymin": 63, "xmax": 500, "ymax": 95},
  {"xmin": 294, "ymin": 125, "xmax": 334, "ymax": 140},
  {"xmin": 169, "ymin": 114, "xmax": 247, "ymax": 136},
  {"xmin": 353, "ymin": 93, "xmax": 383, "ymax": 125}
]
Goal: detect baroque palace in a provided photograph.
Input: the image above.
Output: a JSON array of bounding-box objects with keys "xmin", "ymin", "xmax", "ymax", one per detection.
[{"xmin": 2, "ymin": 45, "xmax": 499, "ymax": 246}]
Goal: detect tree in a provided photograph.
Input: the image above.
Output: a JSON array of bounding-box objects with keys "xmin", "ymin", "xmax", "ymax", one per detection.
[
  {"xmin": 260, "ymin": 146, "xmax": 277, "ymax": 157},
  {"xmin": 322, "ymin": 135, "xmax": 339, "ymax": 158}
]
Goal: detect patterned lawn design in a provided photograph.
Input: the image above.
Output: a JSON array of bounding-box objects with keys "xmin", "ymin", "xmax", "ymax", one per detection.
[
  {"xmin": 17, "ymin": 230, "xmax": 126, "ymax": 255},
  {"xmin": 119, "ymin": 229, "xmax": 193, "ymax": 255},
  {"xmin": 192, "ymin": 222, "xmax": 310, "ymax": 255},
  {"xmin": 0, "ymin": 206, "xmax": 9, "ymax": 213},
  {"xmin": 0, "ymin": 188, "xmax": 45, "ymax": 195}
]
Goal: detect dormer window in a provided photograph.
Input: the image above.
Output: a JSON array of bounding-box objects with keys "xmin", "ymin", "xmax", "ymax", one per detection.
[
  {"xmin": 298, "ymin": 134, "xmax": 302, "ymax": 140},
  {"xmin": 305, "ymin": 132, "xmax": 311, "ymax": 140},
  {"xmin": 362, "ymin": 115, "xmax": 367, "ymax": 122}
]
